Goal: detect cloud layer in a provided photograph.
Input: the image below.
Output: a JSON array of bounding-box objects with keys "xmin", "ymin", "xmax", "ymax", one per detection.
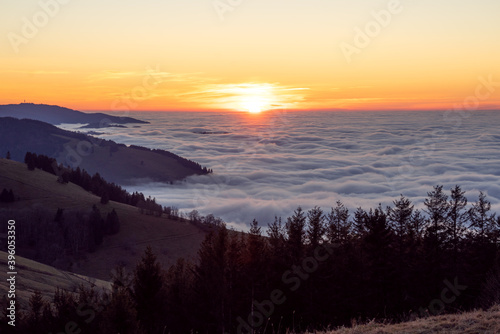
[{"xmin": 65, "ymin": 110, "xmax": 500, "ymax": 230}]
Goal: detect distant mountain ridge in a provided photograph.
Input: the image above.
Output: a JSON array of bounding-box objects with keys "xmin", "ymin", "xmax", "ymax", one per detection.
[
  {"xmin": 0, "ymin": 103, "xmax": 148, "ymax": 126},
  {"xmin": 0, "ymin": 117, "xmax": 211, "ymax": 184}
]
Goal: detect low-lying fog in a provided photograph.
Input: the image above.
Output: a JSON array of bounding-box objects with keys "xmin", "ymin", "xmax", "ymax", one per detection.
[{"xmin": 63, "ymin": 110, "xmax": 500, "ymax": 230}]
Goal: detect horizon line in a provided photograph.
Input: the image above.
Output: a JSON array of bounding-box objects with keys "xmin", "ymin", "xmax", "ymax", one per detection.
[{"xmin": 2, "ymin": 102, "xmax": 499, "ymax": 113}]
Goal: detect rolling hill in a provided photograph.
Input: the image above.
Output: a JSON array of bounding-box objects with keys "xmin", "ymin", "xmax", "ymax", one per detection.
[
  {"xmin": 0, "ymin": 250, "xmax": 112, "ymax": 311},
  {"xmin": 0, "ymin": 103, "xmax": 148, "ymax": 126},
  {"xmin": 0, "ymin": 117, "xmax": 210, "ymax": 184},
  {"xmin": 0, "ymin": 158, "xmax": 207, "ymax": 281}
]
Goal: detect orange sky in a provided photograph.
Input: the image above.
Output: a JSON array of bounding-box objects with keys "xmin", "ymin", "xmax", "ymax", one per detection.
[{"xmin": 1, "ymin": 0, "xmax": 499, "ymax": 112}]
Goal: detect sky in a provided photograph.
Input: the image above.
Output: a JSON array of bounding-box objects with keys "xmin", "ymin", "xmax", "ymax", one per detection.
[{"xmin": 1, "ymin": 0, "xmax": 499, "ymax": 112}]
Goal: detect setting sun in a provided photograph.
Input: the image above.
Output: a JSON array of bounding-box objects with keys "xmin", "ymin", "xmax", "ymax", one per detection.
[
  {"xmin": 243, "ymin": 98, "xmax": 265, "ymax": 114},
  {"xmin": 232, "ymin": 83, "xmax": 277, "ymax": 113}
]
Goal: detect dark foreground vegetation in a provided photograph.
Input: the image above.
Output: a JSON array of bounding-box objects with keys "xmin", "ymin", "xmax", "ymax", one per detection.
[
  {"xmin": 3, "ymin": 185, "xmax": 500, "ymax": 334},
  {"xmin": 0, "ymin": 205, "xmax": 121, "ymax": 267}
]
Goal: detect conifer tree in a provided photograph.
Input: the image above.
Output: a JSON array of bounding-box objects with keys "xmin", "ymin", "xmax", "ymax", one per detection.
[
  {"xmin": 106, "ymin": 208, "xmax": 120, "ymax": 235},
  {"xmin": 286, "ymin": 206, "xmax": 306, "ymax": 262},
  {"xmin": 101, "ymin": 266, "xmax": 140, "ymax": 334},
  {"xmin": 352, "ymin": 207, "xmax": 368, "ymax": 237},
  {"xmin": 424, "ymin": 185, "xmax": 449, "ymax": 246},
  {"xmin": 193, "ymin": 225, "xmax": 229, "ymax": 333},
  {"xmin": 88, "ymin": 205, "xmax": 104, "ymax": 251},
  {"xmin": 362, "ymin": 207, "xmax": 395, "ymax": 315},
  {"xmin": 327, "ymin": 201, "xmax": 350, "ymax": 245},
  {"xmin": 307, "ymin": 206, "xmax": 325, "ymax": 249},
  {"xmin": 469, "ymin": 191, "xmax": 496, "ymax": 241},
  {"xmin": 164, "ymin": 258, "xmax": 195, "ymax": 333},
  {"xmin": 244, "ymin": 220, "xmax": 268, "ymax": 331},
  {"xmin": 133, "ymin": 246, "xmax": 165, "ymax": 333},
  {"xmin": 100, "ymin": 192, "xmax": 109, "ymax": 204},
  {"xmin": 388, "ymin": 195, "xmax": 413, "ymax": 238},
  {"xmin": 447, "ymin": 185, "xmax": 468, "ymax": 275},
  {"xmin": 267, "ymin": 216, "xmax": 285, "ymax": 257},
  {"xmin": 25, "ymin": 290, "xmax": 50, "ymax": 333}
]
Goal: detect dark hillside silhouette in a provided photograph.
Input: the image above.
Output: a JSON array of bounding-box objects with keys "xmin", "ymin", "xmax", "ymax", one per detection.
[
  {"xmin": 0, "ymin": 117, "xmax": 211, "ymax": 184},
  {"xmin": 0, "ymin": 103, "xmax": 148, "ymax": 125}
]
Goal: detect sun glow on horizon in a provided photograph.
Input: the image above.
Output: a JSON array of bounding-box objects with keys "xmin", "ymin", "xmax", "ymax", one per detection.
[
  {"xmin": 232, "ymin": 84, "xmax": 273, "ymax": 114},
  {"xmin": 197, "ymin": 82, "xmax": 303, "ymax": 113},
  {"xmin": 242, "ymin": 97, "xmax": 266, "ymax": 114}
]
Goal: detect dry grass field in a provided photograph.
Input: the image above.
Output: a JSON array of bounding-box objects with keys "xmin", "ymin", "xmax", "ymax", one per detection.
[
  {"xmin": 0, "ymin": 250, "xmax": 111, "ymax": 310},
  {"xmin": 307, "ymin": 306, "xmax": 500, "ymax": 334},
  {"xmin": 0, "ymin": 158, "xmax": 207, "ymax": 280}
]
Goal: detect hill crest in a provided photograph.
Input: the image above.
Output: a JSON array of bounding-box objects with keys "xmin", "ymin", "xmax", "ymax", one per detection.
[
  {"xmin": 0, "ymin": 103, "xmax": 148, "ymax": 126},
  {"xmin": 0, "ymin": 117, "xmax": 210, "ymax": 184}
]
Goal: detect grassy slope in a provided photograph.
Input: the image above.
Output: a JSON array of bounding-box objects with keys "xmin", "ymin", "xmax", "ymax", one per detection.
[
  {"xmin": 0, "ymin": 117, "xmax": 206, "ymax": 184},
  {"xmin": 0, "ymin": 251, "xmax": 111, "ymax": 310},
  {"xmin": 0, "ymin": 158, "xmax": 206, "ymax": 280},
  {"xmin": 309, "ymin": 306, "xmax": 500, "ymax": 334},
  {"xmin": 57, "ymin": 135, "xmax": 197, "ymax": 183}
]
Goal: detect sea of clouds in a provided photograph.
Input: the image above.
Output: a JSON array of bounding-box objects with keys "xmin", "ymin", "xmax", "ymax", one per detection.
[{"xmin": 64, "ymin": 110, "xmax": 500, "ymax": 231}]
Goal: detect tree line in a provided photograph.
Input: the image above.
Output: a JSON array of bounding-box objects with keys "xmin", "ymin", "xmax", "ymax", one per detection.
[
  {"xmin": 22, "ymin": 151, "xmax": 200, "ymax": 219},
  {"xmin": 23, "ymin": 152, "xmax": 165, "ymax": 212},
  {"xmin": 8, "ymin": 185, "xmax": 500, "ymax": 333},
  {"xmin": 0, "ymin": 205, "xmax": 120, "ymax": 267},
  {"xmin": 13, "ymin": 151, "xmax": 213, "ymax": 221}
]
